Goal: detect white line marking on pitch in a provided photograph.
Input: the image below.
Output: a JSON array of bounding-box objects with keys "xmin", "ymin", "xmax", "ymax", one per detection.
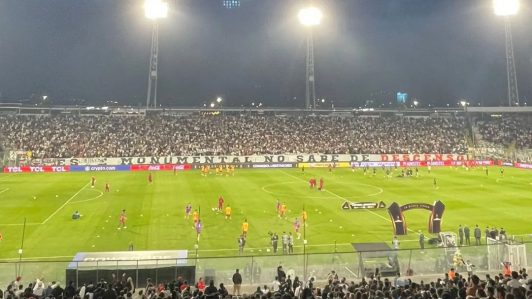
[
  {"xmin": 0, "ymin": 255, "xmax": 75, "ymax": 261},
  {"xmin": 280, "ymin": 170, "xmax": 415, "ymax": 233},
  {"xmin": 70, "ymin": 189, "xmax": 104, "ymax": 204},
  {"xmin": 0, "ymin": 222, "xmax": 41, "ymax": 226},
  {"xmin": 41, "ymin": 182, "xmax": 90, "ymax": 224},
  {"xmin": 0, "ymin": 174, "xmax": 15, "ymax": 181},
  {"xmin": 0, "ymin": 188, "xmax": 10, "ymax": 194}
]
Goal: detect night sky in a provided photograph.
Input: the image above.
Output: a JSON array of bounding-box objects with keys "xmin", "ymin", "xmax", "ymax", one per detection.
[{"xmin": 0, "ymin": 0, "xmax": 531, "ymax": 107}]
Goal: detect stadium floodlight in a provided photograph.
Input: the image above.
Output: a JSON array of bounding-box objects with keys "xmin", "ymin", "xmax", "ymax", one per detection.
[
  {"xmin": 216, "ymin": 97, "xmax": 223, "ymax": 103},
  {"xmin": 493, "ymin": 0, "xmax": 520, "ymax": 106},
  {"xmin": 210, "ymin": 102, "xmax": 215, "ymax": 108},
  {"xmin": 493, "ymin": 0, "xmax": 519, "ymax": 16},
  {"xmin": 298, "ymin": 7, "xmax": 322, "ymax": 110},
  {"xmin": 144, "ymin": 0, "xmax": 168, "ymax": 20},
  {"xmin": 460, "ymin": 101, "xmax": 468, "ymax": 107},
  {"xmin": 298, "ymin": 7, "xmax": 323, "ymax": 27},
  {"xmin": 413, "ymin": 100, "xmax": 419, "ymax": 107},
  {"xmin": 145, "ymin": 0, "xmax": 168, "ymax": 109}
]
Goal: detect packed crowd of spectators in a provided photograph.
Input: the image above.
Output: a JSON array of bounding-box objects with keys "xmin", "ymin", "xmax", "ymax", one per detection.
[
  {"xmin": 2, "ymin": 266, "xmax": 531, "ymax": 299},
  {"xmin": 476, "ymin": 118, "xmax": 532, "ymax": 150},
  {"xmin": 0, "ymin": 114, "xmax": 467, "ymax": 159}
]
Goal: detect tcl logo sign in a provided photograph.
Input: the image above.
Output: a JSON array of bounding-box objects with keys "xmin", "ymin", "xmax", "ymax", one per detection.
[
  {"xmin": 5, "ymin": 167, "xmax": 23, "ymax": 173},
  {"xmin": 2, "ymin": 166, "xmax": 71, "ymax": 173}
]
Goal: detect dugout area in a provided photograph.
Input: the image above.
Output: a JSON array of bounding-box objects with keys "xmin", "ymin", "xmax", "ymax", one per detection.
[{"xmin": 65, "ymin": 250, "xmax": 195, "ymax": 288}]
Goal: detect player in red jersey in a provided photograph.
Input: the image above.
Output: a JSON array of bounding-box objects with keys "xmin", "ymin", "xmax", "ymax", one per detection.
[
  {"xmin": 318, "ymin": 178, "xmax": 324, "ymax": 191},
  {"xmin": 104, "ymin": 182, "xmax": 110, "ymax": 192},
  {"xmin": 308, "ymin": 178, "xmax": 316, "ymax": 189},
  {"xmin": 91, "ymin": 176, "xmax": 96, "ymax": 188},
  {"xmin": 148, "ymin": 173, "xmax": 153, "ymax": 184},
  {"xmin": 218, "ymin": 195, "xmax": 224, "ymax": 211},
  {"xmin": 118, "ymin": 209, "xmax": 127, "ymax": 229}
]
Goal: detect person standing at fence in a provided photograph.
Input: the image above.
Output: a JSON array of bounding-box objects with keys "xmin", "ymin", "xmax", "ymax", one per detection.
[
  {"xmin": 499, "ymin": 228, "xmax": 507, "ymax": 240},
  {"xmin": 392, "ymin": 236, "xmax": 400, "ymax": 250},
  {"xmin": 288, "ymin": 233, "xmax": 294, "ymax": 254},
  {"xmin": 419, "ymin": 231, "xmax": 425, "ymax": 251},
  {"xmin": 464, "ymin": 225, "xmax": 471, "ymax": 246},
  {"xmin": 474, "ymin": 225, "xmax": 481, "ymax": 245},
  {"xmin": 282, "ymin": 232, "xmax": 289, "ymax": 255},
  {"xmin": 458, "ymin": 225, "xmax": 464, "ymax": 246},
  {"xmin": 238, "ymin": 234, "xmax": 246, "ymax": 255},
  {"xmin": 485, "ymin": 226, "xmax": 490, "ymax": 242},
  {"xmin": 271, "ymin": 233, "xmax": 278, "ymax": 254},
  {"xmin": 232, "ymin": 269, "xmax": 242, "ymax": 297}
]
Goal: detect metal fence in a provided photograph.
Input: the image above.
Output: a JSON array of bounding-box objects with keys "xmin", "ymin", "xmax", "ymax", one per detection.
[{"xmin": 0, "ymin": 241, "xmax": 530, "ymax": 289}]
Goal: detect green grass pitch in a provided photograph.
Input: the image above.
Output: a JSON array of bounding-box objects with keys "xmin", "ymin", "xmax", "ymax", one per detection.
[{"xmin": 0, "ymin": 166, "xmax": 531, "ymax": 260}]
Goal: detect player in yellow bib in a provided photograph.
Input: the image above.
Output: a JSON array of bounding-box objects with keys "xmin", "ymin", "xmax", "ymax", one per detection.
[
  {"xmin": 280, "ymin": 204, "xmax": 287, "ymax": 218},
  {"xmin": 225, "ymin": 206, "xmax": 232, "ymax": 220},
  {"xmin": 302, "ymin": 209, "xmax": 308, "ymax": 225},
  {"xmin": 192, "ymin": 210, "xmax": 199, "ymax": 224},
  {"xmin": 242, "ymin": 219, "xmax": 249, "ymax": 236}
]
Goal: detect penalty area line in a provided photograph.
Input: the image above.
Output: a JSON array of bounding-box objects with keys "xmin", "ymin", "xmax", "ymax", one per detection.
[
  {"xmin": 0, "ymin": 188, "xmax": 10, "ymax": 194},
  {"xmin": 41, "ymin": 182, "xmax": 91, "ymax": 224},
  {"xmin": 280, "ymin": 170, "xmax": 415, "ymax": 234}
]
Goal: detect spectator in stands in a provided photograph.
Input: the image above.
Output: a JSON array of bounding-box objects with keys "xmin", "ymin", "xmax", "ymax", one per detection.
[
  {"xmin": 477, "ymin": 116, "xmax": 532, "ymax": 150},
  {"xmin": 0, "ymin": 114, "xmax": 469, "ymax": 159},
  {"xmin": 218, "ymin": 283, "xmax": 229, "ymax": 298},
  {"xmin": 204, "ymin": 280, "xmax": 218, "ymax": 299}
]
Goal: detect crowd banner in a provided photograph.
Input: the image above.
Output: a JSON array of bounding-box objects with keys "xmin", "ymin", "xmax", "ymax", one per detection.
[
  {"xmin": 39, "ymin": 154, "xmax": 470, "ymax": 166},
  {"xmin": 298, "ymin": 162, "xmax": 351, "ymax": 168},
  {"xmin": 251, "ymin": 163, "xmax": 295, "ymax": 168}
]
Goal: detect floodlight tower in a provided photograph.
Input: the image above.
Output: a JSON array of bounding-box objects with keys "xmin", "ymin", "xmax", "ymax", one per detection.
[
  {"xmin": 298, "ymin": 7, "xmax": 322, "ymax": 110},
  {"xmin": 493, "ymin": 0, "xmax": 520, "ymax": 106},
  {"xmin": 145, "ymin": 0, "xmax": 168, "ymax": 109}
]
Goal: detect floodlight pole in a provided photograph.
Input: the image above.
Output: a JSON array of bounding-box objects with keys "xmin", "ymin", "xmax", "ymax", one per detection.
[
  {"xmin": 146, "ymin": 22, "xmax": 160, "ymax": 109},
  {"xmin": 503, "ymin": 17, "xmax": 519, "ymax": 106},
  {"xmin": 305, "ymin": 30, "xmax": 317, "ymax": 110}
]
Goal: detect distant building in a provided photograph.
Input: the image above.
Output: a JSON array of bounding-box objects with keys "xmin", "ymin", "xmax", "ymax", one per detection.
[{"xmin": 223, "ymin": 0, "xmax": 240, "ymax": 9}]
